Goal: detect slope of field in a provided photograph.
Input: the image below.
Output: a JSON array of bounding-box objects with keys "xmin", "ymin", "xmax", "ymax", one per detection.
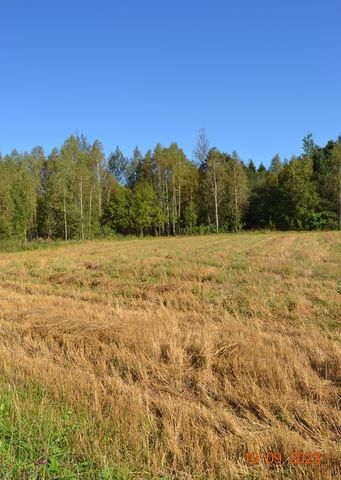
[{"xmin": 0, "ymin": 232, "xmax": 340, "ymax": 479}]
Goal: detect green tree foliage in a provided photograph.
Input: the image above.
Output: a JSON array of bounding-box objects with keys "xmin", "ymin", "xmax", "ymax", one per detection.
[
  {"xmin": 330, "ymin": 141, "xmax": 341, "ymax": 229},
  {"xmin": 0, "ymin": 163, "xmax": 14, "ymax": 239},
  {"xmin": 0, "ymin": 154, "xmax": 36, "ymax": 240},
  {"xmin": 131, "ymin": 182, "xmax": 161, "ymax": 236},
  {"xmin": 108, "ymin": 147, "xmax": 128, "ymax": 184},
  {"xmin": 199, "ymin": 148, "xmax": 228, "ymax": 231},
  {"xmin": 0, "ymin": 132, "xmax": 340, "ymax": 242},
  {"xmin": 102, "ymin": 186, "xmax": 132, "ymax": 235},
  {"xmin": 126, "ymin": 146, "xmax": 143, "ymax": 188},
  {"xmin": 224, "ymin": 152, "xmax": 249, "ymax": 231},
  {"xmin": 275, "ymin": 156, "xmax": 318, "ymax": 230}
]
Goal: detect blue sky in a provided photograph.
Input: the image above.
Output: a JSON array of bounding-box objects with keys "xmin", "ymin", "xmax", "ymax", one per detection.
[{"xmin": 1, "ymin": 0, "xmax": 340, "ymax": 166}]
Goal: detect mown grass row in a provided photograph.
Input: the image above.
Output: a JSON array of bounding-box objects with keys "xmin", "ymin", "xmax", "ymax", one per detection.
[{"xmin": 0, "ymin": 232, "xmax": 340, "ymax": 479}]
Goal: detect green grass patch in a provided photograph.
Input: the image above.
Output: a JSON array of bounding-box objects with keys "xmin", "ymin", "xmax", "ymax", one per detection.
[{"xmin": 0, "ymin": 381, "xmax": 134, "ymax": 480}]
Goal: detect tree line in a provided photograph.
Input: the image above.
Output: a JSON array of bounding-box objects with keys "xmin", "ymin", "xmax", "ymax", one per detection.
[{"xmin": 0, "ymin": 131, "xmax": 340, "ymax": 241}]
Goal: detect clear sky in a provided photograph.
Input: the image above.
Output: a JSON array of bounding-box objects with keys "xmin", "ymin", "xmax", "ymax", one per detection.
[{"xmin": 1, "ymin": 0, "xmax": 340, "ymax": 166}]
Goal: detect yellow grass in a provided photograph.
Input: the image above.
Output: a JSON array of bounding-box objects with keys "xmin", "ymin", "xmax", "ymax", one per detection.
[{"xmin": 0, "ymin": 232, "xmax": 340, "ymax": 479}]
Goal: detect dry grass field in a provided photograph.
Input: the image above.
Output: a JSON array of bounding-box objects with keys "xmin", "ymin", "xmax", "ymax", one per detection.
[{"xmin": 0, "ymin": 232, "xmax": 340, "ymax": 479}]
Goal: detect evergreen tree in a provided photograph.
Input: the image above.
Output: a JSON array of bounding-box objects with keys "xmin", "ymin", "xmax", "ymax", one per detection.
[
  {"xmin": 108, "ymin": 147, "xmax": 128, "ymax": 184},
  {"xmin": 127, "ymin": 146, "xmax": 143, "ymax": 188}
]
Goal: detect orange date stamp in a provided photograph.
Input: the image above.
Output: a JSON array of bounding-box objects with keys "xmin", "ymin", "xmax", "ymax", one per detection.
[{"xmin": 245, "ymin": 451, "xmax": 321, "ymax": 466}]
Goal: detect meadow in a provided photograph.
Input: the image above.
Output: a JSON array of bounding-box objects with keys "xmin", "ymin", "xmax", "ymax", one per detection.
[{"xmin": 0, "ymin": 232, "xmax": 340, "ymax": 479}]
